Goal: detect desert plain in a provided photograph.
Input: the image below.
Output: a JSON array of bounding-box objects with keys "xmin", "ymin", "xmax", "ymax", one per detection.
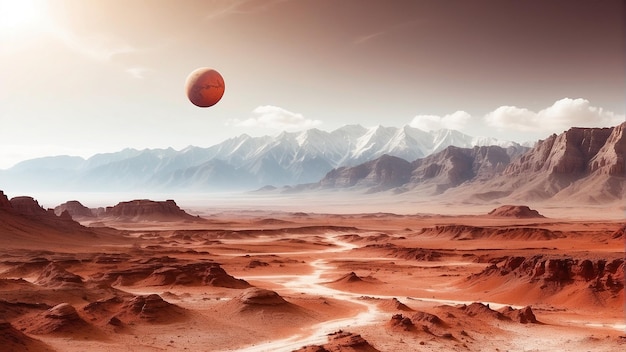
[{"xmin": 0, "ymin": 193, "xmax": 624, "ymax": 352}]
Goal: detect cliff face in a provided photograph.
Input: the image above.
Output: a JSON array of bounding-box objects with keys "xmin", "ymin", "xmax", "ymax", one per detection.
[
  {"xmin": 505, "ymin": 125, "xmax": 617, "ymax": 176},
  {"xmin": 589, "ymin": 122, "xmax": 625, "ymax": 176}
]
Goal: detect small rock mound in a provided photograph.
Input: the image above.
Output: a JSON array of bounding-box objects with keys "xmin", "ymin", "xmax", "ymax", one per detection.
[
  {"xmin": 459, "ymin": 302, "xmax": 506, "ymax": 320},
  {"xmin": 119, "ymin": 294, "xmax": 185, "ymax": 323},
  {"xmin": 332, "ymin": 272, "xmax": 363, "ymax": 284},
  {"xmin": 411, "ymin": 310, "xmax": 445, "ymax": 326},
  {"xmin": 379, "ymin": 298, "xmax": 413, "ymax": 312},
  {"xmin": 35, "ymin": 263, "xmax": 83, "ymax": 288},
  {"xmin": 387, "ymin": 313, "xmax": 416, "ymax": 331},
  {"xmin": 26, "ymin": 303, "xmax": 90, "ymax": 334},
  {"xmin": 237, "ymin": 288, "xmax": 287, "ymax": 306},
  {"xmin": 499, "ymin": 306, "xmax": 538, "ymax": 324},
  {"xmin": 488, "ymin": 205, "xmax": 545, "ymax": 218}
]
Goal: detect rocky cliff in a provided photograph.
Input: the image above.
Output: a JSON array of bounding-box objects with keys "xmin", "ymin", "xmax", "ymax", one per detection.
[
  {"xmin": 504, "ymin": 126, "xmax": 616, "ymax": 175},
  {"xmin": 588, "ymin": 122, "xmax": 625, "ymax": 176},
  {"xmin": 9, "ymin": 196, "xmax": 49, "ymax": 217}
]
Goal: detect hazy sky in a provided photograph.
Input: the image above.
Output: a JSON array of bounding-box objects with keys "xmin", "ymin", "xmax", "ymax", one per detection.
[{"xmin": 1, "ymin": 0, "xmax": 624, "ymax": 169}]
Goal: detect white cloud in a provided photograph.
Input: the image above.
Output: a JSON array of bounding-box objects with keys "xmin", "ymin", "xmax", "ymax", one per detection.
[
  {"xmin": 410, "ymin": 110, "xmax": 471, "ymax": 131},
  {"xmin": 228, "ymin": 105, "xmax": 322, "ymax": 131},
  {"xmin": 485, "ymin": 98, "xmax": 624, "ymax": 132}
]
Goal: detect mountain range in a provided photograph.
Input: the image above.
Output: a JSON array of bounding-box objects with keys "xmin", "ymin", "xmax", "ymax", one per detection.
[
  {"xmin": 287, "ymin": 122, "xmax": 626, "ymax": 204},
  {"xmin": 0, "ymin": 125, "xmax": 522, "ymax": 192}
]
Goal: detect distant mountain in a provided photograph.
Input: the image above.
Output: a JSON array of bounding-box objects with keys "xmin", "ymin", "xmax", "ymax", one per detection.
[
  {"xmin": 296, "ymin": 123, "xmax": 626, "ymax": 204},
  {"xmin": 491, "ymin": 122, "xmax": 626, "ymax": 203},
  {"xmin": 313, "ymin": 145, "xmax": 524, "ymax": 195},
  {"xmin": 0, "ymin": 125, "xmax": 519, "ymax": 192}
]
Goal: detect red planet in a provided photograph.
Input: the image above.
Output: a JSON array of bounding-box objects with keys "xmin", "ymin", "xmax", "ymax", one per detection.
[{"xmin": 185, "ymin": 67, "xmax": 225, "ymax": 107}]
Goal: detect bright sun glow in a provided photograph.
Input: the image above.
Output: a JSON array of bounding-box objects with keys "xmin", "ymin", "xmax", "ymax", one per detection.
[{"xmin": 0, "ymin": 0, "xmax": 46, "ymax": 29}]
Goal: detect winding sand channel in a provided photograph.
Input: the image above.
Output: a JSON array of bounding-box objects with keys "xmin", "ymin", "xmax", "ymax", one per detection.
[{"xmin": 223, "ymin": 234, "xmax": 520, "ymax": 352}]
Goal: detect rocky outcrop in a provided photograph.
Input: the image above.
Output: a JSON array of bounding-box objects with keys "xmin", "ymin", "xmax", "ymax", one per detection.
[
  {"xmin": 500, "ymin": 306, "xmax": 538, "ymax": 324},
  {"xmin": 458, "ymin": 303, "xmax": 539, "ymax": 324},
  {"xmin": 473, "ymin": 256, "xmax": 624, "ymax": 292},
  {"xmin": 104, "ymin": 199, "xmax": 198, "ymax": 221},
  {"xmin": 54, "ymin": 200, "xmax": 94, "ymax": 218},
  {"xmin": 459, "ymin": 302, "xmax": 506, "ymax": 320},
  {"xmin": 388, "ymin": 313, "xmax": 416, "ymax": 331},
  {"xmin": 9, "ymin": 196, "xmax": 48, "ymax": 216},
  {"xmin": 487, "ymin": 205, "xmax": 545, "ymax": 218}
]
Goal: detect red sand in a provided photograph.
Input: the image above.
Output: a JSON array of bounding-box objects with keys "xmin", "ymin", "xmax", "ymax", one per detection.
[{"xmin": 0, "ymin": 201, "xmax": 624, "ymax": 351}]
